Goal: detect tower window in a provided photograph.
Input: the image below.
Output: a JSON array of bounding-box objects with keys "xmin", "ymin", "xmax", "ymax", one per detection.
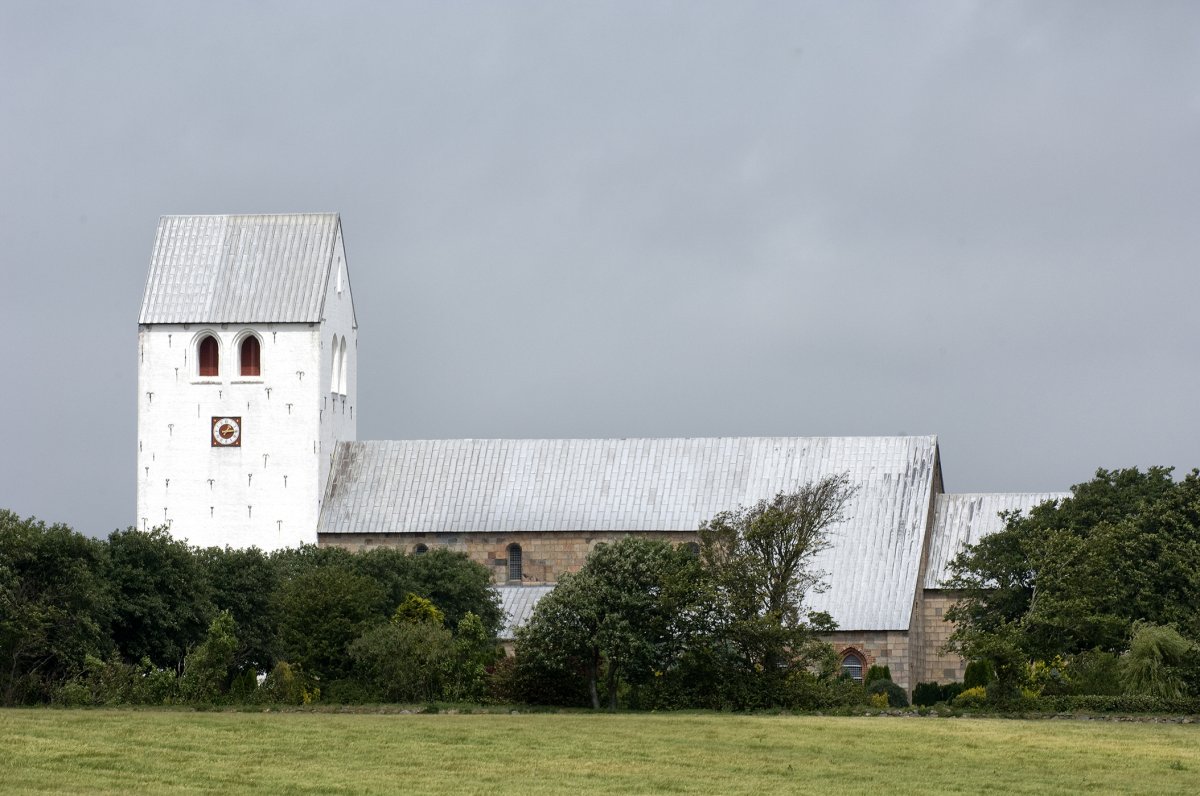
[
  {"xmin": 507, "ymin": 543, "xmax": 523, "ymax": 582},
  {"xmin": 240, "ymin": 335, "xmax": 261, "ymax": 377},
  {"xmin": 198, "ymin": 335, "xmax": 219, "ymax": 377}
]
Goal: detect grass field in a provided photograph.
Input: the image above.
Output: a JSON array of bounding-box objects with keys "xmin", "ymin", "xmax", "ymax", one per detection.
[{"xmin": 2, "ymin": 709, "xmax": 1198, "ymax": 794}]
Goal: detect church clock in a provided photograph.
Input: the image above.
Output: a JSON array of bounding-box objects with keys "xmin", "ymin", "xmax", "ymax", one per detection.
[{"xmin": 211, "ymin": 416, "xmax": 242, "ymax": 447}]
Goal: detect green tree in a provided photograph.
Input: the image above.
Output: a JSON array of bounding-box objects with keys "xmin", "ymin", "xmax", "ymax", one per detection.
[
  {"xmin": 947, "ymin": 468, "xmax": 1200, "ymax": 689},
  {"xmin": 199, "ymin": 546, "xmax": 278, "ymax": 671},
  {"xmin": 273, "ymin": 565, "xmax": 386, "ymax": 682},
  {"xmin": 179, "ymin": 611, "xmax": 239, "ymax": 703},
  {"xmin": 106, "ymin": 527, "xmax": 213, "ymax": 670},
  {"xmin": 0, "ymin": 511, "xmax": 112, "ymax": 705},
  {"xmin": 517, "ymin": 537, "xmax": 706, "ymax": 710},
  {"xmin": 696, "ymin": 475, "xmax": 856, "ymax": 705}
]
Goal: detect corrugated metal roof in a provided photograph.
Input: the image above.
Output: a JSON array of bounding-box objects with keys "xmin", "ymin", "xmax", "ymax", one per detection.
[
  {"xmin": 923, "ymin": 492, "xmax": 1068, "ymax": 589},
  {"xmin": 319, "ymin": 436, "xmax": 940, "ymax": 631},
  {"xmin": 495, "ymin": 584, "xmax": 555, "ymax": 640},
  {"xmin": 139, "ymin": 213, "xmax": 340, "ymax": 323}
]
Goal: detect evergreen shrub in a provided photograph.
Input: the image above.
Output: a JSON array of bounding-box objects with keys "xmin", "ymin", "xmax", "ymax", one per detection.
[
  {"xmin": 963, "ymin": 660, "xmax": 993, "ymax": 689},
  {"xmin": 866, "ymin": 678, "xmax": 908, "ymax": 707}
]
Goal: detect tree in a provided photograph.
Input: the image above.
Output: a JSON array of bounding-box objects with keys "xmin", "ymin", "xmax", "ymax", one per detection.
[
  {"xmin": 106, "ymin": 527, "xmax": 213, "ymax": 671},
  {"xmin": 946, "ymin": 467, "xmax": 1200, "ymax": 696},
  {"xmin": 517, "ymin": 537, "xmax": 706, "ymax": 709},
  {"xmin": 0, "ymin": 511, "xmax": 112, "ymax": 705},
  {"xmin": 179, "ymin": 611, "xmax": 239, "ymax": 703},
  {"xmin": 199, "ymin": 546, "xmax": 278, "ymax": 671},
  {"xmin": 698, "ymin": 475, "xmax": 856, "ymax": 695},
  {"xmin": 273, "ymin": 565, "xmax": 386, "ymax": 682}
]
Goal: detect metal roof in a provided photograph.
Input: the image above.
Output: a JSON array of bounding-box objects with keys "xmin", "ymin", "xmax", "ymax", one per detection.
[
  {"xmin": 139, "ymin": 213, "xmax": 341, "ymax": 324},
  {"xmin": 319, "ymin": 436, "xmax": 941, "ymax": 631},
  {"xmin": 495, "ymin": 585, "xmax": 555, "ymax": 640},
  {"xmin": 923, "ymin": 492, "xmax": 1068, "ymax": 589}
]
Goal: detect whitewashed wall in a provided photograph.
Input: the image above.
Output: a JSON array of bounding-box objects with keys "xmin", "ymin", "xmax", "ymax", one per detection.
[{"xmin": 137, "ymin": 291, "xmax": 355, "ymax": 550}]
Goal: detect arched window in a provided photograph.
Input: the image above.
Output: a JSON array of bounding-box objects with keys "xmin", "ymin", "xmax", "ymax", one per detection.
[
  {"xmin": 507, "ymin": 543, "xmax": 523, "ymax": 582},
  {"xmin": 841, "ymin": 650, "xmax": 866, "ymax": 683},
  {"xmin": 198, "ymin": 335, "xmax": 219, "ymax": 377},
  {"xmin": 413, "ymin": 543, "xmax": 428, "ymax": 555},
  {"xmin": 330, "ymin": 336, "xmax": 341, "ymax": 393},
  {"xmin": 337, "ymin": 336, "xmax": 348, "ymax": 395},
  {"xmin": 239, "ymin": 335, "xmax": 261, "ymax": 377}
]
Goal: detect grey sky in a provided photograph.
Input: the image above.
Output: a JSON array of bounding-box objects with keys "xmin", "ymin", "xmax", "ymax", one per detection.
[{"xmin": 2, "ymin": 1, "xmax": 1198, "ymax": 537}]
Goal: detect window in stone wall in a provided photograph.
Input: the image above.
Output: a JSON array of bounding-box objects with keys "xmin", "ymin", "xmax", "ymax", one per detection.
[
  {"xmin": 841, "ymin": 650, "xmax": 865, "ymax": 683},
  {"xmin": 413, "ymin": 544, "xmax": 428, "ymax": 555},
  {"xmin": 683, "ymin": 542, "xmax": 700, "ymax": 557},
  {"xmin": 507, "ymin": 543, "xmax": 523, "ymax": 581}
]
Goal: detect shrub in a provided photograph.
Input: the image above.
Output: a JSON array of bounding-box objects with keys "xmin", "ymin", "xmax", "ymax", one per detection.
[
  {"xmin": 913, "ymin": 682, "xmax": 942, "ymax": 707},
  {"xmin": 1119, "ymin": 623, "xmax": 1194, "ymax": 699},
  {"xmin": 179, "ymin": 611, "xmax": 238, "ymax": 703},
  {"xmin": 1036, "ymin": 693, "xmax": 1200, "ymax": 714},
  {"xmin": 865, "ymin": 664, "xmax": 891, "ymax": 684},
  {"xmin": 258, "ymin": 661, "xmax": 318, "ymax": 705},
  {"xmin": 869, "ymin": 692, "xmax": 889, "ymax": 709},
  {"xmin": 349, "ymin": 620, "xmax": 455, "ymax": 703},
  {"xmin": 1068, "ymin": 649, "xmax": 1122, "ymax": 696},
  {"xmin": 963, "ymin": 660, "xmax": 993, "ymax": 690},
  {"xmin": 953, "ymin": 685, "xmax": 987, "ymax": 709},
  {"xmin": 866, "ymin": 678, "xmax": 908, "ymax": 708}
]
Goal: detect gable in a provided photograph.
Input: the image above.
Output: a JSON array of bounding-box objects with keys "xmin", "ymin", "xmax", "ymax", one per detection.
[{"xmin": 139, "ymin": 213, "xmax": 341, "ymax": 324}]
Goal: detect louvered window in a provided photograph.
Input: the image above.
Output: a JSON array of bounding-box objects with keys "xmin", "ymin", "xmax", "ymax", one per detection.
[{"xmin": 198, "ymin": 336, "xmax": 219, "ymax": 377}]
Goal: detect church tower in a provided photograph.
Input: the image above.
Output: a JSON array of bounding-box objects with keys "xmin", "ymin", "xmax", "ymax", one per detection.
[{"xmin": 136, "ymin": 214, "xmax": 357, "ymax": 550}]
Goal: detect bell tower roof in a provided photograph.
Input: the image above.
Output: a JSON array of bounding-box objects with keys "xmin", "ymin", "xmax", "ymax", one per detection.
[{"xmin": 139, "ymin": 213, "xmax": 353, "ymax": 325}]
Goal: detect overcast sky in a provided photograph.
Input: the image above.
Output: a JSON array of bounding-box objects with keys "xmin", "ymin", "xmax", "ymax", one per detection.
[{"xmin": 2, "ymin": 1, "xmax": 1198, "ymax": 537}]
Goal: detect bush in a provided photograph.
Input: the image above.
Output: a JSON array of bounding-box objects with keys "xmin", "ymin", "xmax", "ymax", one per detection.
[
  {"xmin": 963, "ymin": 660, "xmax": 993, "ymax": 690},
  {"xmin": 1119, "ymin": 623, "xmax": 1194, "ymax": 699},
  {"xmin": 913, "ymin": 681, "xmax": 943, "ymax": 707},
  {"xmin": 865, "ymin": 664, "xmax": 892, "ymax": 684},
  {"xmin": 1068, "ymin": 649, "xmax": 1122, "ymax": 696},
  {"xmin": 866, "ymin": 678, "xmax": 908, "ymax": 708},
  {"xmin": 348, "ymin": 620, "xmax": 455, "ymax": 703},
  {"xmin": 179, "ymin": 611, "xmax": 238, "ymax": 703},
  {"xmin": 258, "ymin": 661, "xmax": 318, "ymax": 705},
  {"xmin": 953, "ymin": 685, "xmax": 988, "ymax": 709},
  {"xmin": 1036, "ymin": 693, "xmax": 1200, "ymax": 714},
  {"xmin": 53, "ymin": 653, "xmax": 178, "ymax": 706}
]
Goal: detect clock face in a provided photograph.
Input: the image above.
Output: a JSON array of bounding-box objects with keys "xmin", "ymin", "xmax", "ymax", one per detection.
[{"xmin": 211, "ymin": 416, "xmax": 242, "ymax": 447}]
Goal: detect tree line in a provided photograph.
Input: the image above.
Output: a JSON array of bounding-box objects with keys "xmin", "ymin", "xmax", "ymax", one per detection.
[{"xmin": 0, "ymin": 511, "xmax": 501, "ymax": 706}]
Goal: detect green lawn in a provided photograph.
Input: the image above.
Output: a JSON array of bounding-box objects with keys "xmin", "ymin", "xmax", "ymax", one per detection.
[{"xmin": 1, "ymin": 710, "xmax": 1197, "ymax": 794}]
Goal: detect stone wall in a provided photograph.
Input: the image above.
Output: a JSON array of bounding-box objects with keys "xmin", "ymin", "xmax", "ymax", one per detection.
[
  {"xmin": 824, "ymin": 630, "xmax": 913, "ymax": 691},
  {"xmin": 319, "ymin": 530, "xmax": 700, "ymax": 584},
  {"xmin": 918, "ymin": 590, "xmax": 966, "ymax": 683}
]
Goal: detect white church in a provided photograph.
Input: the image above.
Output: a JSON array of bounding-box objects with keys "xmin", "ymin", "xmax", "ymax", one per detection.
[{"xmin": 137, "ymin": 213, "xmax": 1064, "ymax": 689}]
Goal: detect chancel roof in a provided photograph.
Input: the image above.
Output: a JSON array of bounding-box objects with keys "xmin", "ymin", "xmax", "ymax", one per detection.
[
  {"xmin": 923, "ymin": 492, "xmax": 1068, "ymax": 589},
  {"xmin": 139, "ymin": 213, "xmax": 343, "ymax": 324},
  {"xmin": 319, "ymin": 435, "xmax": 941, "ymax": 631}
]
